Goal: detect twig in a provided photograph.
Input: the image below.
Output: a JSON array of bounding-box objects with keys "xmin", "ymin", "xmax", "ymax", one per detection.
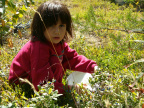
[{"xmin": 99, "ymin": 27, "xmax": 144, "ymax": 34}]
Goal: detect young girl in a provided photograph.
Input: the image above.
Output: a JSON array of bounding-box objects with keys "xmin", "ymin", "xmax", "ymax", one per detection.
[{"xmin": 9, "ymin": 1, "xmax": 98, "ymax": 94}]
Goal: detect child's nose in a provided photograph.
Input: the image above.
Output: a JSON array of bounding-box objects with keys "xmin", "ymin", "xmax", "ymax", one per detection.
[{"xmin": 54, "ymin": 27, "xmax": 60, "ymax": 34}]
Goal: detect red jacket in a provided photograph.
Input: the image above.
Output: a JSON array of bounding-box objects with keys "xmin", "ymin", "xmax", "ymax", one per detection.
[{"xmin": 9, "ymin": 41, "xmax": 97, "ymax": 94}]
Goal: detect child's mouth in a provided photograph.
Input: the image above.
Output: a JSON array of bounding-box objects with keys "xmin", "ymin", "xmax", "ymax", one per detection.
[{"xmin": 53, "ymin": 37, "xmax": 60, "ymax": 40}]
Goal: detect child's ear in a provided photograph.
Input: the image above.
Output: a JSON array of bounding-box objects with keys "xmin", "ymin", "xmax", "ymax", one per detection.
[{"xmin": 64, "ymin": 32, "xmax": 67, "ymax": 39}]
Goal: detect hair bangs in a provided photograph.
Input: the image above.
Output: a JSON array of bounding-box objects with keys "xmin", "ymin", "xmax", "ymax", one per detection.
[
  {"xmin": 59, "ymin": 11, "xmax": 69, "ymax": 24},
  {"xmin": 43, "ymin": 13, "xmax": 57, "ymax": 27}
]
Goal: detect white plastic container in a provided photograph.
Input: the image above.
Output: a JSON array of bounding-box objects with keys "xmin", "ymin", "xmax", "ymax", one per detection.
[{"xmin": 67, "ymin": 71, "xmax": 96, "ymax": 91}]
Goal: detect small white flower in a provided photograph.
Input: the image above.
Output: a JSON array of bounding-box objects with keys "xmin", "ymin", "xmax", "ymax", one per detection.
[{"xmin": 42, "ymin": 93, "xmax": 48, "ymax": 96}]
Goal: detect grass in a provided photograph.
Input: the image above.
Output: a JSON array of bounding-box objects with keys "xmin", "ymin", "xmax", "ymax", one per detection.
[{"xmin": 0, "ymin": 0, "xmax": 144, "ymax": 107}]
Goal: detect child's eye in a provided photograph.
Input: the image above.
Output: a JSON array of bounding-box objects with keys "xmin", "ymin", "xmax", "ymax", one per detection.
[{"xmin": 59, "ymin": 24, "xmax": 65, "ymax": 27}]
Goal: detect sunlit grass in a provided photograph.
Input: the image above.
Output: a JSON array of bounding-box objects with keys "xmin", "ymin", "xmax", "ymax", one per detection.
[{"xmin": 0, "ymin": 0, "xmax": 144, "ymax": 107}]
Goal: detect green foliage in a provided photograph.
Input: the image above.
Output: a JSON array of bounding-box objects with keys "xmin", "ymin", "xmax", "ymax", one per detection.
[
  {"xmin": 84, "ymin": 5, "xmax": 96, "ymax": 30},
  {"xmin": 28, "ymin": 79, "xmax": 62, "ymax": 107},
  {"xmin": 124, "ymin": 0, "xmax": 144, "ymax": 5},
  {"xmin": 0, "ymin": 0, "xmax": 144, "ymax": 107},
  {"xmin": 0, "ymin": 78, "xmax": 62, "ymax": 107},
  {"xmin": 69, "ymin": 1, "xmax": 144, "ymax": 106},
  {"xmin": 0, "ymin": 0, "xmax": 34, "ymax": 45},
  {"xmin": 107, "ymin": 0, "xmax": 144, "ymax": 7}
]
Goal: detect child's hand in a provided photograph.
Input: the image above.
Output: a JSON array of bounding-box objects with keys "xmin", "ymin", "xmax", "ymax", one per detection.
[
  {"xmin": 69, "ymin": 84, "xmax": 88, "ymax": 95},
  {"xmin": 94, "ymin": 66, "xmax": 100, "ymax": 73}
]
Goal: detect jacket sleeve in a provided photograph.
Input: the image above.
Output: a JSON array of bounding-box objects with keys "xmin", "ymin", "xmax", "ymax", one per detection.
[
  {"xmin": 62, "ymin": 43, "xmax": 97, "ymax": 73},
  {"xmin": 8, "ymin": 42, "xmax": 31, "ymax": 84}
]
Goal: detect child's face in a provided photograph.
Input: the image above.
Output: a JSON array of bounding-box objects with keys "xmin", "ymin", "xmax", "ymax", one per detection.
[{"xmin": 44, "ymin": 18, "xmax": 66, "ymax": 44}]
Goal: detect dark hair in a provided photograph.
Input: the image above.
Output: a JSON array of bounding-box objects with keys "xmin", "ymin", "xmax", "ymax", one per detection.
[{"xmin": 30, "ymin": 1, "xmax": 73, "ymax": 42}]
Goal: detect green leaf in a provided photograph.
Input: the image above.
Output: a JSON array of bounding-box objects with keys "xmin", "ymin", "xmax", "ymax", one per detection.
[
  {"xmin": 2, "ymin": 26, "xmax": 9, "ymax": 31},
  {"xmin": 22, "ymin": 5, "xmax": 27, "ymax": 11},
  {"xmin": 10, "ymin": 26, "xmax": 14, "ymax": 29},
  {"xmin": 12, "ymin": 14, "xmax": 19, "ymax": 19},
  {"xmin": 12, "ymin": 17, "xmax": 18, "ymax": 23},
  {"xmin": 19, "ymin": 13, "xmax": 23, "ymax": 18},
  {"xmin": 7, "ymin": 22, "xmax": 13, "ymax": 25},
  {"xmin": 136, "ymin": 72, "xmax": 144, "ymax": 80},
  {"xmin": 30, "ymin": 0, "xmax": 35, "ymax": 4},
  {"xmin": 20, "ymin": 96, "xmax": 28, "ymax": 100},
  {"xmin": 130, "ymin": 40, "xmax": 144, "ymax": 43},
  {"xmin": 2, "ymin": 0, "xmax": 6, "ymax": 7},
  {"xmin": 24, "ymin": 1, "xmax": 30, "ymax": 7},
  {"xmin": 132, "ymin": 91, "xmax": 137, "ymax": 95},
  {"xmin": 7, "ymin": 0, "xmax": 16, "ymax": 10}
]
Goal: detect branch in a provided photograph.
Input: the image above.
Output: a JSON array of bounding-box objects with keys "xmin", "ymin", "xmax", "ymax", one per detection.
[{"xmin": 100, "ymin": 28, "xmax": 144, "ymax": 34}]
